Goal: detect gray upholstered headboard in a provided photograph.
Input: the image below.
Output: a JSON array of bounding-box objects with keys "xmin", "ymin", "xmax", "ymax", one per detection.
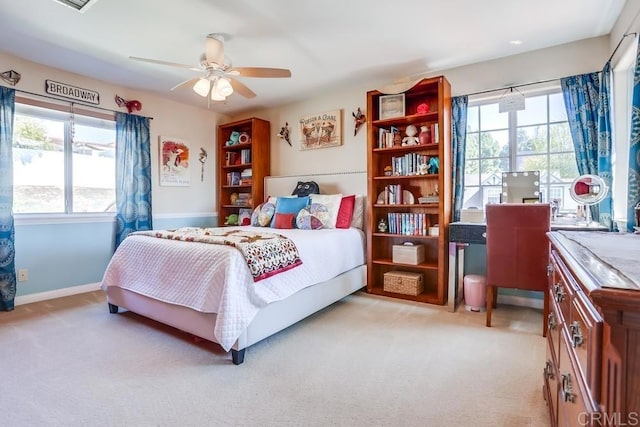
[{"xmin": 264, "ymin": 171, "xmax": 367, "ymax": 198}]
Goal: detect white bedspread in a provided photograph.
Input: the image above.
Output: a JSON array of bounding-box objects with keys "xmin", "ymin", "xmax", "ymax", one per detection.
[{"xmin": 100, "ymin": 226, "xmax": 365, "ymax": 351}]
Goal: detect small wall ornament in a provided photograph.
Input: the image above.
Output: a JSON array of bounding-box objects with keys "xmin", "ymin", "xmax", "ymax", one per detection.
[
  {"xmin": 352, "ymin": 107, "xmax": 366, "ymax": 136},
  {"xmin": 198, "ymin": 148, "xmax": 208, "ymax": 182},
  {"xmin": 0, "ymin": 70, "xmax": 21, "ymax": 86},
  {"xmin": 278, "ymin": 122, "xmax": 291, "ymax": 146},
  {"xmin": 115, "ymin": 95, "xmax": 142, "ymax": 113}
]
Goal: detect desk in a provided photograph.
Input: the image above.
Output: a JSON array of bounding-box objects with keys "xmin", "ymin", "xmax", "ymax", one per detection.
[{"xmin": 447, "ymin": 221, "xmax": 609, "ymax": 312}]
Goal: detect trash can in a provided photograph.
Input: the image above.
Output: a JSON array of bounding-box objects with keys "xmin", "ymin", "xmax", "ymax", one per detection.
[{"xmin": 464, "ymin": 274, "xmax": 487, "ymax": 312}]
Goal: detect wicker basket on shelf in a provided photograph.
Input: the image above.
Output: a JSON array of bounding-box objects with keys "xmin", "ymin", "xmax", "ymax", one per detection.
[{"xmin": 383, "ymin": 271, "xmax": 423, "ymax": 296}]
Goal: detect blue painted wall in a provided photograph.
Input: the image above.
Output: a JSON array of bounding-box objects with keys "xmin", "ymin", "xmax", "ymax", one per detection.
[{"xmin": 14, "ymin": 215, "xmax": 217, "ymax": 297}]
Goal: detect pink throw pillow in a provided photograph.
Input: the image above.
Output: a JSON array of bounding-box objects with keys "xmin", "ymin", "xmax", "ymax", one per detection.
[{"xmin": 336, "ymin": 195, "xmax": 356, "ymax": 229}]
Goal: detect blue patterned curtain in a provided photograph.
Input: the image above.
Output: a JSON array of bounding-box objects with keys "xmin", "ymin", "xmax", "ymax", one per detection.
[
  {"xmin": 451, "ymin": 96, "xmax": 468, "ymax": 222},
  {"xmin": 627, "ymin": 37, "xmax": 640, "ymax": 232},
  {"xmin": 115, "ymin": 112, "xmax": 152, "ymax": 248},
  {"xmin": 561, "ymin": 72, "xmax": 602, "ymax": 222},
  {"xmin": 0, "ymin": 87, "xmax": 16, "ymax": 311},
  {"xmin": 597, "ymin": 62, "xmax": 616, "ymax": 230}
]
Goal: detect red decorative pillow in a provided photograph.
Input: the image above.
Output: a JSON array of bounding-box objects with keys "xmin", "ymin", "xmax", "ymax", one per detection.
[
  {"xmin": 336, "ymin": 195, "xmax": 356, "ymax": 229},
  {"xmin": 274, "ymin": 212, "xmax": 296, "ymax": 229}
]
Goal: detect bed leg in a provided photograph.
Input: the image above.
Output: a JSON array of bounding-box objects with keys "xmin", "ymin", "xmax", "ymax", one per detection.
[
  {"xmin": 108, "ymin": 303, "xmax": 119, "ymax": 314},
  {"xmin": 231, "ymin": 349, "xmax": 245, "ymax": 365}
]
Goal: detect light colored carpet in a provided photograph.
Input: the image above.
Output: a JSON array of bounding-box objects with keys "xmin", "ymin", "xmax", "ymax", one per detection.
[{"xmin": 1, "ymin": 290, "xmax": 549, "ymax": 427}]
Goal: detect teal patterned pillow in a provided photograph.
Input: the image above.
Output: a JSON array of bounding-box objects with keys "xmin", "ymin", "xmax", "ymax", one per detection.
[
  {"xmin": 251, "ymin": 202, "xmax": 276, "ymax": 227},
  {"xmin": 296, "ymin": 203, "xmax": 330, "ymax": 230}
]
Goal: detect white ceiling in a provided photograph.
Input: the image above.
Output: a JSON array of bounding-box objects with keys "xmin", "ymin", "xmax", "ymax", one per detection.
[{"xmin": 0, "ymin": 0, "xmax": 627, "ymax": 114}]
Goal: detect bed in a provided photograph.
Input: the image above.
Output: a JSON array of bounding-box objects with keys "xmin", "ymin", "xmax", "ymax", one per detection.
[{"xmin": 101, "ymin": 172, "xmax": 367, "ymax": 364}]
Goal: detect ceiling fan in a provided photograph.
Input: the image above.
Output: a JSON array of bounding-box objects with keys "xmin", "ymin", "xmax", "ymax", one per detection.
[{"xmin": 130, "ymin": 33, "xmax": 291, "ymax": 101}]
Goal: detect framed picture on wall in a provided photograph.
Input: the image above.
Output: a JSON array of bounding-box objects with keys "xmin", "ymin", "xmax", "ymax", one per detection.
[
  {"xmin": 159, "ymin": 136, "xmax": 191, "ymax": 186},
  {"xmin": 379, "ymin": 94, "xmax": 405, "ymax": 120},
  {"xmin": 298, "ymin": 109, "xmax": 342, "ymax": 150}
]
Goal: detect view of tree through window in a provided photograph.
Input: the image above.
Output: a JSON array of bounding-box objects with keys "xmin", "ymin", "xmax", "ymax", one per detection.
[
  {"xmin": 12, "ymin": 103, "xmax": 116, "ymax": 214},
  {"xmin": 463, "ymin": 91, "xmax": 579, "ymax": 212}
]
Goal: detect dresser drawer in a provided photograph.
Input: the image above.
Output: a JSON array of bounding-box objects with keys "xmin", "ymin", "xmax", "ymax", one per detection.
[
  {"xmin": 557, "ymin": 329, "xmax": 600, "ymax": 427},
  {"xmin": 551, "ymin": 254, "xmax": 573, "ymax": 327},
  {"xmin": 569, "ymin": 292, "xmax": 602, "ymax": 403},
  {"xmin": 548, "ymin": 288, "xmax": 563, "ymax": 365}
]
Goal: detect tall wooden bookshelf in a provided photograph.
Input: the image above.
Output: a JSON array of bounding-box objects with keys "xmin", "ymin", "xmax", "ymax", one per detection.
[
  {"xmin": 217, "ymin": 117, "xmax": 270, "ymax": 226},
  {"xmin": 366, "ymin": 76, "xmax": 452, "ymax": 305}
]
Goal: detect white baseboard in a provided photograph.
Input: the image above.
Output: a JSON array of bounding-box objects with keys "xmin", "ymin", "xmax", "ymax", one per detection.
[
  {"xmin": 15, "ymin": 282, "xmax": 101, "ymax": 306},
  {"xmin": 497, "ymin": 294, "xmax": 544, "ymax": 310},
  {"xmin": 14, "ymin": 282, "xmax": 543, "ymax": 310}
]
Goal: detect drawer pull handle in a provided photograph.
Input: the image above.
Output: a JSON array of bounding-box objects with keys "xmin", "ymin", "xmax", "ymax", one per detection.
[
  {"xmin": 570, "ymin": 321, "xmax": 584, "ymax": 348},
  {"xmin": 547, "ymin": 313, "xmax": 556, "ymax": 331},
  {"xmin": 544, "ymin": 360, "xmax": 554, "ymax": 380},
  {"xmin": 561, "ymin": 373, "xmax": 576, "ymax": 403},
  {"xmin": 554, "ymin": 283, "xmax": 565, "ymax": 302}
]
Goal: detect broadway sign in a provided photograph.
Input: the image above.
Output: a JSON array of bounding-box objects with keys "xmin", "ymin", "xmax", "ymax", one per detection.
[{"xmin": 45, "ymin": 80, "xmax": 100, "ymax": 105}]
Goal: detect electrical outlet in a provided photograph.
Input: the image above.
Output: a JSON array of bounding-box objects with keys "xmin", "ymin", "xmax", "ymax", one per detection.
[{"xmin": 18, "ymin": 269, "xmax": 28, "ymax": 282}]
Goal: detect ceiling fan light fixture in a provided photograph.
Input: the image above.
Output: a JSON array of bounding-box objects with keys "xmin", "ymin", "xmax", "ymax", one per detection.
[
  {"xmin": 211, "ymin": 89, "xmax": 225, "ymax": 101},
  {"xmin": 193, "ymin": 78, "xmax": 211, "ymax": 97},
  {"xmin": 215, "ymin": 77, "xmax": 234, "ymax": 97}
]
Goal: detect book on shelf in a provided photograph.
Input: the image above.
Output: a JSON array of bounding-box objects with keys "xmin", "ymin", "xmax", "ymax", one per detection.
[
  {"xmin": 234, "ymin": 192, "xmax": 251, "ymax": 206},
  {"xmin": 241, "ymin": 148, "xmax": 251, "ymax": 164},
  {"xmin": 227, "ymin": 171, "xmax": 241, "ymax": 186},
  {"xmin": 382, "ymin": 184, "xmax": 403, "ymax": 204},
  {"xmin": 391, "ymin": 153, "xmax": 429, "ymax": 176},
  {"xmin": 387, "ymin": 212, "xmax": 429, "ymax": 236},
  {"xmin": 226, "ymin": 152, "xmax": 237, "ymax": 166},
  {"xmin": 430, "ymin": 123, "xmax": 439, "ymax": 143},
  {"xmin": 377, "ymin": 126, "xmax": 400, "ymax": 148},
  {"xmin": 240, "ymin": 168, "xmax": 252, "ymax": 185}
]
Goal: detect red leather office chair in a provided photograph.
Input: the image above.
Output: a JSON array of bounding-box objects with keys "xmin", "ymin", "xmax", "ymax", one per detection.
[{"xmin": 485, "ymin": 203, "xmax": 550, "ymax": 337}]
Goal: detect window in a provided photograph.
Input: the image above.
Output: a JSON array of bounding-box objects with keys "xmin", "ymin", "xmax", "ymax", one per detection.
[
  {"xmin": 463, "ymin": 89, "xmax": 579, "ymax": 213},
  {"xmin": 12, "ymin": 101, "xmax": 116, "ymax": 214}
]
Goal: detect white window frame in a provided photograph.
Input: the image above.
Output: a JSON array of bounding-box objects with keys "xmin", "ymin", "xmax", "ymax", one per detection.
[
  {"xmin": 464, "ymin": 84, "xmax": 578, "ymax": 213},
  {"xmin": 12, "ymin": 96, "xmax": 117, "ymax": 222}
]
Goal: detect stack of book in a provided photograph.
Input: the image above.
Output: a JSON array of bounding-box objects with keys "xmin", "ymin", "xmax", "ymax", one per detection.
[
  {"xmin": 235, "ymin": 193, "xmax": 251, "ymax": 206},
  {"xmin": 240, "ymin": 168, "xmax": 252, "ymax": 185}
]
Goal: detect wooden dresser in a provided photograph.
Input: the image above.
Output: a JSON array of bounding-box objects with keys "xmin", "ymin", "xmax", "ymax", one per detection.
[{"xmin": 545, "ymin": 231, "xmax": 640, "ymax": 426}]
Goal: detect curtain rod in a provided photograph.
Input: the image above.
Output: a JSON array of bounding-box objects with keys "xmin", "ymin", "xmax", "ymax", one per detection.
[
  {"xmin": 9, "ymin": 86, "xmax": 153, "ymax": 120},
  {"xmin": 607, "ymin": 32, "xmax": 637, "ymax": 64},
  {"xmin": 463, "ymin": 77, "xmax": 561, "ymax": 98}
]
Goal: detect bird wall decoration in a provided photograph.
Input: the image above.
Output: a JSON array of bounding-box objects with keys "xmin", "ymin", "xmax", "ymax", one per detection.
[
  {"xmin": 278, "ymin": 122, "xmax": 291, "ymax": 146},
  {"xmin": 115, "ymin": 95, "xmax": 142, "ymax": 113},
  {"xmin": 352, "ymin": 108, "xmax": 366, "ymax": 136}
]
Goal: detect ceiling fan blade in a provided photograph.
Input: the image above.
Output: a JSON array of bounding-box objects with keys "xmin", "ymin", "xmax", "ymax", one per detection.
[
  {"xmin": 170, "ymin": 77, "xmax": 200, "ymax": 91},
  {"xmin": 228, "ymin": 77, "xmax": 256, "ymax": 99},
  {"xmin": 205, "ymin": 35, "xmax": 224, "ymax": 65},
  {"xmin": 130, "ymin": 56, "xmax": 201, "ymax": 71},
  {"xmin": 231, "ymin": 67, "xmax": 292, "ymax": 78}
]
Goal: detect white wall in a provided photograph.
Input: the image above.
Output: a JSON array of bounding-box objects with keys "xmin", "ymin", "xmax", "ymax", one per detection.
[
  {"xmin": 0, "ymin": 51, "xmax": 227, "ymax": 215},
  {"xmin": 233, "ymin": 36, "xmax": 610, "ymax": 178}
]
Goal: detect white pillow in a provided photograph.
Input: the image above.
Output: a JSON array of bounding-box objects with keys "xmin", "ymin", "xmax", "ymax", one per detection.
[
  {"xmin": 310, "ymin": 193, "xmax": 343, "ymax": 229},
  {"xmin": 351, "ymin": 195, "xmax": 365, "ymax": 229}
]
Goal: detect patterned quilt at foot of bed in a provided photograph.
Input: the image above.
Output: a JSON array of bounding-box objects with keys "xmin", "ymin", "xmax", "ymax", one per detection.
[{"xmin": 133, "ymin": 227, "xmax": 303, "ymax": 281}]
